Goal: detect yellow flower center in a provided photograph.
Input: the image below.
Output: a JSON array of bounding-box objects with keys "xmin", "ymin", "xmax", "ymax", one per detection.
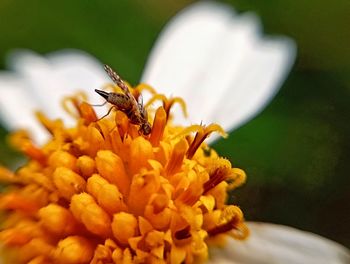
[{"xmin": 0, "ymin": 82, "xmax": 248, "ymax": 264}]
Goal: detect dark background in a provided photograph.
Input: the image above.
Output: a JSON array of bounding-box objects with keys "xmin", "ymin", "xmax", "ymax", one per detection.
[{"xmin": 0, "ymin": 0, "xmax": 349, "ymax": 247}]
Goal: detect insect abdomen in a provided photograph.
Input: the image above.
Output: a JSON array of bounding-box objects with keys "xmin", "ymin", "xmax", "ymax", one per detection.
[{"xmin": 108, "ymin": 93, "xmax": 132, "ymax": 111}]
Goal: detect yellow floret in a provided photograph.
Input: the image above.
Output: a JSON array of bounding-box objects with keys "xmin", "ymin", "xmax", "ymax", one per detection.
[{"xmin": 0, "ymin": 82, "xmax": 248, "ymax": 263}]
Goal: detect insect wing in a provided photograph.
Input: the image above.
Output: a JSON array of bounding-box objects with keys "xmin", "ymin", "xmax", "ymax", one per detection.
[
  {"xmin": 137, "ymin": 94, "xmax": 148, "ymax": 119},
  {"xmin": 137, "ymin": 93, "xmax": 144, "ymax": 106}
]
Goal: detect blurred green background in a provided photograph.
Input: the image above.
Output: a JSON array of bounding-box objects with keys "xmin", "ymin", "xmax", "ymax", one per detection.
[{"xmin": 0, "ymin": 0, "xmax": 349, "ymax": 247}]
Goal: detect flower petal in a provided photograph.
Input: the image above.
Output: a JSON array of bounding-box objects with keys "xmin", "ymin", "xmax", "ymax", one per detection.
[
  {"xmin": 141, "ymin": 2, "xmax": 295, "ymax": 136},
  {"xmin": 47, "ymin": 49, "xmax": 109, "ymax": 104},
  {"xmin": 0, "ymin": 50, "xmax": 110, "ymax": 143},
  {"xmin": 209, "ymin": 36, "xmax": 295, "ymax": 134},
  {"xmin": 47, "ymin": 49, "xmax": 111, "ymax": 117},
  {"xmin": 208, "ymin": 222, "xmax": 350, "ymax": 264},
  {"xmin": 142, "ymin": 2, "xmax": 235, "ymax": 126},
  {"xmin": 8, "ymin": 50, "xmax": 109, "ymax": 123},
  {"xmin": 8, "ymin": 50, "xmax": 71, "ymax": 121},
  {"xmin": 0, "ymin": 72, "xmax": 50, "ymax": 144}
]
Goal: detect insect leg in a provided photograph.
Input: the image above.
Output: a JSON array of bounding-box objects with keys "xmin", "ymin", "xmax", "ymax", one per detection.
[
  {"xmin": 97, "ymin": 106, "xmax": 114, "ymax": 121},
  {"xmin": 89, "ymin": 101, "xmax": 108, "ymax": 107}
]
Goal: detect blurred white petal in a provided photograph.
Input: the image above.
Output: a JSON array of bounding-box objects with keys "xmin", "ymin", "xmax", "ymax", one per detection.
[
  {"xmin": 0, "ymin": 72, "xmax": 50, "ymax": 144},
  {"xmin": 208, "ymin": 222, "xmax": 350, "ymax": 264},
  {"xmin": 8, "ymin": 50, "xmax": 108, "ymax": 122},
  {"xmin": 46, "ymin": 49, "xmax": 111, "ymax": 118},
  {"xmin": 47, "ymin": 49, "xmax": 109, "ymax": 103},
  {"xmin": 0, "ymin": 49, "xmax": 108, "ymax": 143},
  {"xmin": 142, "ymin": 1, "xmax": 296, "ymax": 139},
  {"xmin": 8, "ymin": 50, "xmax": 70, "ymax": 122}
]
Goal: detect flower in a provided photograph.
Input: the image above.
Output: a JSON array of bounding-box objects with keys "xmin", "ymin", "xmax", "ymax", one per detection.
[
  {"xmin": 0, "ymin": 1, "xmax": 349, "ymax": 264},
  {"xmin": 0, "ymin": 75, "xmax": 248, "ymax": 263}
]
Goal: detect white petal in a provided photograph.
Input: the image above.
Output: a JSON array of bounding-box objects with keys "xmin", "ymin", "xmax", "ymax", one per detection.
[
  {"xmin": 47, "ymin": 49, "xmax": 111, "ymax": 117},
  {"xmin": 209, "ymin": 36, "xmax": 295, "ymax": 133},
  {"xmin": 0, "ymin": 72, "xmax": 50, "ymax": 144},
  {"xmin": 0, "ymin": 49, "xmax": 112, "ymax": 144},
  {"xmin": 141, "ymin": 2, "xmax": 295, "ymax": 138},
  {"xmin": 208, "ymin": 222, "xmax": 350, "ymax": 264},
  {"xmin": 7, "ymin": 50, "xmax": 74, "ymax": 126},
  {"xmin": 47, "ymin": 49, "xmax": 110, "ymax": 108},
  {"xmin": 8, "ymin": 50, "xmax": 109, "ymax": 125},
  {"xmin": 142, "ymin": 2, "xmax": 235, "ymax": 125}
]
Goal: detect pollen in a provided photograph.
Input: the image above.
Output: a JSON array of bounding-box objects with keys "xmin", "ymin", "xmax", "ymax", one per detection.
[{"xmin": 0, "ymin": 82, "xmax": 248, "ymax": 263}]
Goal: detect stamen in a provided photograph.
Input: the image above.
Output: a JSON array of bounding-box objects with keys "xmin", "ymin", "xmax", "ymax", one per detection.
[
  {"xmin": 109, "ymin": 129, "xmax": 123, "ymax": 156},
  {"xmin": 0, "ymin": 193, "xmax": 39, "ymax": 213},
  {"xmin": 85, "ymin": 125, "xmax": 105, "ymax": 157},
  {"xmin": 53, "ymin": 167, "xmax": 86, "ymax": 200},
  {"xmin": 219, "ymin": 205, "xmax": 243, "ymax": 223},
  {"xmin": 76, "ymin": 155, "xmax": 95, "ymax": 179},
  {"xmin": 144, "ymin": 195, "xmax": 172, "ymax": 230},
  {"xmin": 70, "ymin": 193, "xmax": 112, "ymax": 238},
  {"xmin": 115, "ymin": 111, "xmax": 129, "ymax": 139},
  {"xmin": 174, "ymin": 225, "xmax": 191, "ymax": 240},
  {"xmin": 207, "ymin": 217, "xmax": 237, "ymax": 237},
  {"xmin": 165, "ymin": 97, "xmax": 188, "ymax": 120},
  {"xmin": 35, "ymin": 112, "xmax": 63, "ymax": 136},
  {"xmin": 207, "ymin": 206, "xmax": 248, "ymax": 239},
  {"xmin": 9, "ymin": 131, "xmax": 46, "ymax": 165},
  {"xmin": 0, "ymin": 167, "xmax": 19, "ymax": 183},
  {"xmin": 127, "ymin": 171, "xmax": 160, "ymax": 216},
  {"xmin": 203, "ymin": 167, "xmax": 228, "ymax": 194},
  {"xmin": 62, "ymin": 92, "xmax": 87, "ymax": 119},
  {"xmin": 165, "ymin": 139, "xmax": 188, "ymax": 176},
  {"xmin": 90, "ymin": 244, "xmax": 112, "ymax": 263},
  {"xmin": 0, "ymin": 228, "xmax": 31, "ymax": 246},
  {"xmin": 95, "ymin": 150, "xmax": 130, "ymax": 197},
  {"xmin": 93, "ymin": 122, "xmax": 113, "ymax": 149},
  {"xmin": 53, "ymin": 236, "xmax": 94, "ymax": 263},
  {"xmin": 149, "ymin": 107, "xmax": 167, "ymax": 146},
  {"xmin": 128, "ymin": 137, "xmax": 154, "ymax": 176},
  {"xmin": 86, "ymin": 174, "xmax": 127, "ymax": 214},
  {"xmin": 24, "ymin": 144, "xmax": 47, "ymax": 165},
  {"xmin": 135, "ymin": 83, "xmax": 156, "ymax": 95},
  {"xmin": 132, "ymin": 83, "xmax": 156, "ymax": 103},
  {"xmin": 146, "ymin": 94, "xmax": 187, "ymax": 120},
  {"xmin": 230, "ymin": 223, "xmax": 250, "ymax": 240},
  {"xmin": 38, "ymin": 204, "xmax": 79, "ymax": 236},
  {"xmin": 187, "ymin": 124, "xmax": 227, "ymax": 159},
  {"xmin": 172, "ymin": 124, "xmax": 202, "ymax": 140},
  {"xmin": 111, "ymin": 212, "xmax": 138, "ymax": 245},
  {"xmin": 138, "ymin": 216, "xmax": 153, "ymax": 235},
  {"xmin": 79, "ymin": 102, "xmax": 98, "ymax": 124},
  {"xmin": 227, "ymin": 168, "xmax": 247, "ymax": 190},
  {"xmin": 145, "ymin": 94, "xmax": 167, "ymax": 108},
  {"xmin": 176, "ymin": 182, "xmax": 202, "ymax": 206},
  {"xmin": 152, "ymin": 194, "xmax": 169, "ymax": 214}
]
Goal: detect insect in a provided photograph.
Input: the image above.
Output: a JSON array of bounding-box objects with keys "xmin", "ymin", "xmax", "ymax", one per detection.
[{"xmin": 94, "ymin": 64, "xmax": 152, "ymax": 135}]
